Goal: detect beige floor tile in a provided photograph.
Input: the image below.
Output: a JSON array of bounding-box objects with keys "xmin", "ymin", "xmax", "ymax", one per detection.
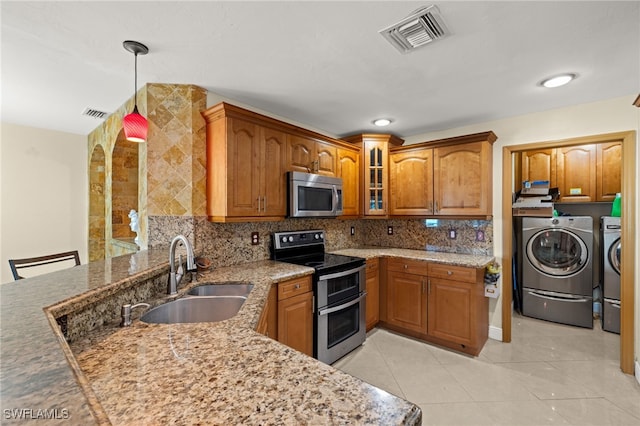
[
  {"xmin": 418, "ymin": 402, "xmax": 495, "ymax": 425},
  {"xmin": 331, "ymin": 340, "xmax": 405, "ymax": 398},
  {"xmin": 547, "ymin": 359, "xmax": 640, "ymax": 400},
  {"xmin": 544, "ymin": 398, "xmax": 640, "ymax": 425},
  {"xmin": 443, "ymin": 361, "xmax": 538, "ymax": 402},
  {"xmin": 501, "ymin": 361, "xmax": 592, "ymax": 400},
  {"xmin": 609, "ymin": 396, "xmax": 640, "ymax": 421},
  {"xmin": 479, "ymin": 400, "xmax": 571, "ymax": 425},
  {"xmin": 390, "ymin": 363, "xmax": 473, "ymax": 404},
  {"xmin": 368, "ymin": 329, "xmax": 441, "ymax": 365}
]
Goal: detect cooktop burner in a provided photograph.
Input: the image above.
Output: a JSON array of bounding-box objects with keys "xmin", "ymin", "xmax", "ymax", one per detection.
[{"xmin": 271, "ymin": 230, "xmax": 364, "ymax": 274}]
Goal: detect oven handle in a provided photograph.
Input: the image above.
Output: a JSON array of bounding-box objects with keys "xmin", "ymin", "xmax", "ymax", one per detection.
[
  {"xmin": 317, "ymin": 264, "xmax": 365, "ymax": 282},
  {"xmin": 318, "ymin": 292, "xmax": 367, "ymax": 316}
]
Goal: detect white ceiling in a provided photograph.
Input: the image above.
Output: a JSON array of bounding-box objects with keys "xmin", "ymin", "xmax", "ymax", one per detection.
[{"xmin": 1, "ymin": 1, "xmax": 639, "ymax": 139}]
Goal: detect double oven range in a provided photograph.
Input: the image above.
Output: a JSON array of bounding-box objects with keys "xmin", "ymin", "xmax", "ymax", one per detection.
[{"xmin": 272, "ymin": 230, "xmax": 366, "ymax": 364}]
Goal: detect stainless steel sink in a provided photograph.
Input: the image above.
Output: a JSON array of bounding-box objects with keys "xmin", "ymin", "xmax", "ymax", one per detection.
[
  {"xmin": 187, "ymin": 282, "xmax": 254, "ymax": 297},
  {"xmin": 140, "ymin": 296, "xmax": 247, "ymax": 324}
]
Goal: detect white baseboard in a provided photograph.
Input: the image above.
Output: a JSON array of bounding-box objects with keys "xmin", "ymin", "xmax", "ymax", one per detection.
[
  {"xmin": 635, "ymin": 360, "xmax": 640, "ymax": 385},
  {"xmin": 488, "ymin": 326, "xmax": 502, "ymax": 341}
]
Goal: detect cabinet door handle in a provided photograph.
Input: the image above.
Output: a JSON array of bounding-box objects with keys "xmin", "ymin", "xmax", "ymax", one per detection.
[
  {"xmin": 447, "ymin": 270, "xmax": 453, "ymax": 275},
  {"xmin": 257, "ymin": 197, "xmax": 262, "ymax": 212},
  {"xmin": 435, "ymin": 201, "xmax": 438, "ymax": 212},
  {"xmin": 263, "ymin": 196, "xmax": 267, "ymax": 211},
  {"xmin": 404, "ymin": 264, "xmax": 408, "ymax": 269},
  {"xmin": 295, "ymin": 283, "xmax": 300, "ymax": 289}
]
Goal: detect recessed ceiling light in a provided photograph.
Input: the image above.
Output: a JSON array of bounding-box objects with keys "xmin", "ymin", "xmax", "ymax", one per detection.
[
  {"xmin": 373, "ymin": 118, "xmax": 392, "ymax": 127},
  {"xmin": 540, "ymin": 73, "xmax": 576, "ymax": 88}
]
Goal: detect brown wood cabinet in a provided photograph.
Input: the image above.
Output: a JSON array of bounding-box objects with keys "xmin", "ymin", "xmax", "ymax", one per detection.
[
  {"xmin": 385, "ymin": 258, "xmax": 428, "ymax": 334},
  {"xmin": 365, "ymin": 258, "xmax": 380, "ymax": 331},
  {"xmin": 521, "ymin": 149, "xmax": 556, "ymax": 187},
  {"xmin": 380, "ymin": 257, "xmax": 489, "ymax": 356},
  {"xmin": 277, "ymin": 276, "xmax": 313, "ymax": 356},
  {"xmin": 389, "ymin": 132, "xmax": 496, "ymax": 217},
  {"xmin": 517, "ymin": 141, "xmax": 621, "ymax": 202},
  {"xmin": 596, "ymin": 142, "xmax": 622, "ymax": 202},
  {"xmin": 556, "ymin": 144, "xmax": 597, "ymax": 202},
  {"xmin": 201, "ymin": 102, "xmax": 361, "ymax": 222},
  {"xmin": 427, "ymin": 264, "xmax": 487, "ymax": 353},
  {"xmin": 257, "ymin": 283, "xmax": 278, "ymax": 339},
  {"xmin": 389, "ymin": 148, "xmax": 434, "ymax": 216},
  {"xmin": 287, "ymin": 135, "xmax": 337, "ymax": 176},
  {"xmin": 337, "ymin": 146, "xmax": 360, "ymax": 217},
  {"xmin": 342, "ymin": 134, "xmax": 404, "ymax": 217}
]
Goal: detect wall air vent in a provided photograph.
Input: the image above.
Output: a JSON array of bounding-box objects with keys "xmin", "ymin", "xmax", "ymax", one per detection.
[
  {"xmin": 379, "ymin": 5, "xmax": 449, "ymax": 54},
  {"xmin": 82, "ymin": 107, "xmax": 108, "ymax": 120}
]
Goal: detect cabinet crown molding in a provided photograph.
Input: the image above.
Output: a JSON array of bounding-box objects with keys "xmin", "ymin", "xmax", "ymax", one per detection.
[{"xmin": 393, "ymin": 131, "xmax": 497, "ymax": 152}]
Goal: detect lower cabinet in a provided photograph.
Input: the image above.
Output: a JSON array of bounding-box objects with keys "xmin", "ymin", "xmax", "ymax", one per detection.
[
  {"xmin": 276, "ymin": 276, "xmax": 314, "ymax": 357},
  {"xmin": 365, "ymin": 258, "xmax": 380, "ymax": 331},
  {"xmin": 382, "ymin": 258, "xmax": 488, "ymax": 356},
  {"xmin": 256, "ymin": 283, "xmax": 278, "ymax": 339}
]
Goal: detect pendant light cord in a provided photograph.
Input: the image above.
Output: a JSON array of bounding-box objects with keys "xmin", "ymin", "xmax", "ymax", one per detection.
[{"xmin": 133, "ymin": 52, "xmax": 138, "ymax": 108}]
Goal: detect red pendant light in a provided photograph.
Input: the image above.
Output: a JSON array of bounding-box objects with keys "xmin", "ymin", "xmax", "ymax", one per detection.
[{"xmin": 122, "ymin": 40, "xmax": 149, "ymax": 143}]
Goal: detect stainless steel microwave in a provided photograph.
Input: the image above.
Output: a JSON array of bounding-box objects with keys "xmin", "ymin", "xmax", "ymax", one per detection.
[{"xmin": 288, "ymin": 171, "xmax": 343, "ymax": 218}]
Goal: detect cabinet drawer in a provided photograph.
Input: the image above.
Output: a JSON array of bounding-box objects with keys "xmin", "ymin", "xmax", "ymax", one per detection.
[
  {"xmin": 428, "ymin": 264, "xmax": 478, "ymax": 284},
  {"xmin": 386, "ymin": 257, "xmax": 428, "ymax": 275},
  {"xmin": 366, "ymin": 258, "xmax": 379, "ymax": 273},
  {"xmin": 278, "ymin": 276, "xmax": 312, "ymax": 300}
]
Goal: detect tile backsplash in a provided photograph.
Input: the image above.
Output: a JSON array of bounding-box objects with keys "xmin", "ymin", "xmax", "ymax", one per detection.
[{"xmin": 149, "ymin": 216, "xmax": 492, "ymax": 268}]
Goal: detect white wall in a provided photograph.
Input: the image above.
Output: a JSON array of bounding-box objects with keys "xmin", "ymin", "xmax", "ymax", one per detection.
[
  {"xmin": 404, "ymin": 94, "xmax": 640, "ymax": 370},
  {"xmin": 0, "ymin": 123, "xmax": 88, "ymax": 283}
]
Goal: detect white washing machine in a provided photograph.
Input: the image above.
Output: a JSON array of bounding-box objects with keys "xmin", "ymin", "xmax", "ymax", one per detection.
[
  {"xmin": 522, "ymin": 216, "xmax": 593, "ymax": 328},
  {"xmin": 601, "ymin": 216, "xmax": 621, "ymax": 334}
]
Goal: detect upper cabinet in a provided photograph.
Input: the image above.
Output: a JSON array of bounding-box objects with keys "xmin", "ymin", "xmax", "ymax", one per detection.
[
  {"xmin": 337, "ymin": 146, "xmax": 360, "ymax": 217},
  {"xmin": 342, "ymin": 134, "xmax": 404, "ymax": 217},
  {"xmin": 389, "ymin": 148, "xmax": 434, "ymax": 216},
  {"xmin": 201, "ymin": 102, "xmax": 359, "ymax": 222},
  {"xmin": 518, "ymin": 141, "xmax": 621, "ymax": 203},
  {"xmin": 389, "ymin": 132, "xmax": 496, "ymax": 217},
  {"xmin": 287, "ymin": 136, "xmax": 337, "ymax": 176},
  {"xmin": 596, "ymin": 142, "xmax": 622, "ymax": 202}
]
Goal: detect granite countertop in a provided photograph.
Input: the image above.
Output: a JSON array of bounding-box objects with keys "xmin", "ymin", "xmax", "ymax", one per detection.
[
  {"xmin": 331, "ymin": 247, "xmax": 495, "ymax": 269},
  {"xmin": 2, "ymin": 246, "xmax": 442, "ymax": 425}
]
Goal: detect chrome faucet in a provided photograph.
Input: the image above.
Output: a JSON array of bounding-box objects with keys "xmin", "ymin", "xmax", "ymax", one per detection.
[{"xmin": 168, "ymin": 234, "xmax": 197, "ymax": 295}]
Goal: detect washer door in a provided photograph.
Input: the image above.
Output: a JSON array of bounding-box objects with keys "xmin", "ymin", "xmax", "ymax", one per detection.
[
  {"xmin": 526, "ymin": 228, "xmax": 588, "ymax": 277},
  {"xmin": 609, "ymin": 238, "xmax": 621, "ymax": 275}
]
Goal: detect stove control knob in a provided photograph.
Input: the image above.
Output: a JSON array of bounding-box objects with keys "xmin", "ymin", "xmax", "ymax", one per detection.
[
  {"xmin": 288, "ymin": 236, "xmax": 294, "ymax": 242},
  {"xmin": 314, "ymin": 234, "xmax": 319, "ymax": 240},
  {"xmin": 281, "ymin": 236, "xmax": 288, "ymax": 243},
  {"xmin": 320, "ymin": 233, "xmax": 324, "ymax": 240}
]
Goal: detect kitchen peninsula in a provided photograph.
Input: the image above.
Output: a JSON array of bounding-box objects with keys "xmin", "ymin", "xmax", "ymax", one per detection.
[{"xmin": 0, "ymin": 247, "xmax": 422, "ymax": 425}]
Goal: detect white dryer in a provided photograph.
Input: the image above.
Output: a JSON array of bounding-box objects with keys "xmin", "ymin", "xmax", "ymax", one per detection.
[
  {"xmin": 600, "ymin": 216, "xmax": 621, "ymax": 333},
  {"xmin": 521, "ymin": 216, "xmax": 593, "ymax": 328}
]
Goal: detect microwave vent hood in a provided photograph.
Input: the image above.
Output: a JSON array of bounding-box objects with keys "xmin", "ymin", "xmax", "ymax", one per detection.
[{"xmin": 379, "ymin": 5, "xmax": 449, "ymax": 54}]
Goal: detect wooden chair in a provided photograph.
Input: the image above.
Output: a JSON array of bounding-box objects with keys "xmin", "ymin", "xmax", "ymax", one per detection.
[{"xmin": 8, "ymin": 250, "xmax": 81, "ymax": 281}]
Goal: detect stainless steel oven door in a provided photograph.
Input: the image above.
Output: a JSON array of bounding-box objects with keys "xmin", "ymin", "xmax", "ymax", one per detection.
[
  {"xmin": 316, "ymin": 291, "xmax": 367, "ymax": 364},
  {"xmin": 316, "ymin": 265, "xmax": 365, "ymax": 307}
]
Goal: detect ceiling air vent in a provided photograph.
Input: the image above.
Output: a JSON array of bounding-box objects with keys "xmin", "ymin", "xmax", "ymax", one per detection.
[
  {"xmin": 82, "ymin": 107, "xmax": 108, "ymax": 120},
  {"xmin": 379, "ymin": 5, "xmax": 449, "ymax": 54}
]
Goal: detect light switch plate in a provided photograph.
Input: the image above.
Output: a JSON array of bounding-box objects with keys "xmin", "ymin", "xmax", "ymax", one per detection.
[
  {"xmin": 449, "ymin": 229, "xmax": 457, "ymax": 239},
  {"xmin": 251, "ymin": 232, "xmax": 259, "ymax": 245},
  {"xmin": 350, "ymin": 226, "xmax": 355, "ymax": 236},
  {"xmin": 387, "ymin": 226, "xmax": 393, "ymax": 235}
]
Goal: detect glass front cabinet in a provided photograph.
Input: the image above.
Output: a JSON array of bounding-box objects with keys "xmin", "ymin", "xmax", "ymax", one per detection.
[{"xmin": 343, "ymin": 134, "xmax": 404, "ymax": 217}]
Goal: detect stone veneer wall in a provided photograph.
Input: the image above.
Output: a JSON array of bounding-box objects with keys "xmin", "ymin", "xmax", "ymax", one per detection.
[
  {"xmin": 87, "ymin": 83, "xmax": 206, "ymax": 261},
  {"xmin": 148, "ymin": 215, "xmax": 492, "ymax": 269}
]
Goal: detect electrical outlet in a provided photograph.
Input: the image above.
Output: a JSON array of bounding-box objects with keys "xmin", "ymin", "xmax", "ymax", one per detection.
[
  {"xmin": 476, "ymin": 230, "xmax": 485, "ymax": 242},
  {"xmin": 387, "ymin": 226, "xmax": 393, "ymax": 235},
  {"xmin": 350, "ymin": 226, "xmax": 355, "ymax": 236},
  {"xmin": 449, "ymin": 229, "xmax": 457, "ymax": 239},
  {"xmin": 251, "ymin": 232, "xmax": 260, "ymax": 245}
]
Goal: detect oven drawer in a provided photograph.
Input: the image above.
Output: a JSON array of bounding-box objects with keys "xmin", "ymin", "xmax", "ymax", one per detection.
[
  {"xmin": 278, "ymin": 276, "xmax": 313, "ymax": 300},
  {"xmin": 386, "ymin": 257, "xmax": 428, "ymax": 275},
  {"xmin": 428, "ymin": 263, "xmax": 478, "ymax": 283}
]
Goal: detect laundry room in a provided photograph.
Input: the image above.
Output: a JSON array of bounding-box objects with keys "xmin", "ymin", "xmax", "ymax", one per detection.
[{"xmin": 512, "ymin": 140, "xmax": 623, "ymax": 334}]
